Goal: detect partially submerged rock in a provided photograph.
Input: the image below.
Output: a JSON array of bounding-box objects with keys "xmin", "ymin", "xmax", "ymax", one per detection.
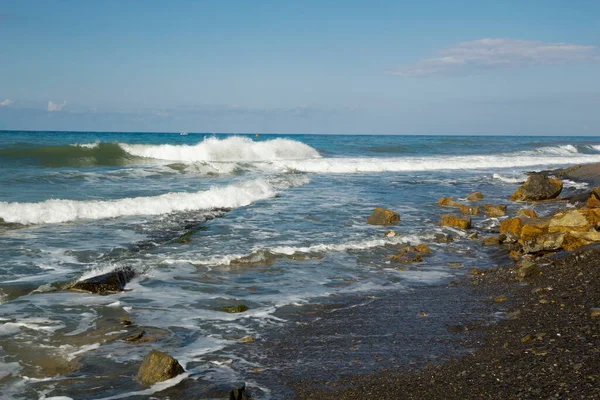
[
  {"xmin": 136, "ymin": 350, "xmax": 184, "ymax": 385},
  {"xmin": 367, "ymin": 207, "xmax": 400, "ymax": 225},
  {"xmin": 70, "ymin": 267, "xmax": 136, "ymax": 295},
  {"xmin": 441, "ymin": 214, "xmax": 471, "ymax": 230},
  {"xmin": 517, "ymin": 209, "xmax": 538, "ymax": 219},
  {"xmin": 466, "ymin": 191, "xmax": 484, "ymax": 201},
  {"xmin": 217, "ymin": 304, "xmax": 249, "ymax": 313},
  {"xmin": 459, "ymin": 205, "xmax": 480, "ymax": 215},
  {"xmin": 390, "ymin": 243, "xmax": 431, "ymax": 263},
  {"xmin": 510, "ymin": 174, "xmax": 563, "ymax": 202},
  {"xmin": 484, "ymin": 204, "xmax": 507, "ymax": 217},
  {"xmin": 438, "ymin": 197, "xmax": 463, "ymax": 207},
  {"xmin": 482, "ymin": 236, "xmax": 501, "ymax": 246}
]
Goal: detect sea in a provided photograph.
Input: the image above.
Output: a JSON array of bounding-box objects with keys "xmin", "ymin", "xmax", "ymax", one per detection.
[{"xmin": 0, "ymin": 131, "xmax": 599, "ymax": 399}]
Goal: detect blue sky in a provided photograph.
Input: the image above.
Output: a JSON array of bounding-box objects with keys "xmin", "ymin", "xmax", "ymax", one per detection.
[{"xmin": 1, "ymin": 0, "xmax": 599, "ymax": 134}]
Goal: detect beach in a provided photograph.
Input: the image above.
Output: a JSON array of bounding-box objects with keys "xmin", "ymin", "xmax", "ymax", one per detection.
[{"xmin": 1, "ymin": 133, "xmax": 600, "ymax": 399}]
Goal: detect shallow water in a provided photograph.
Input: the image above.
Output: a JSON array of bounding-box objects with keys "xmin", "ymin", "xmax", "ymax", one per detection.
[{"xmin": 0, "ymin": 131, "xmax": 598, "ymax": 398}]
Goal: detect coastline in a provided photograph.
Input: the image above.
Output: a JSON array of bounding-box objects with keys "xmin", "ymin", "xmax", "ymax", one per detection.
[{"xmin": 260, "ymin": 163, "xmax": 600, "ymax": 399}]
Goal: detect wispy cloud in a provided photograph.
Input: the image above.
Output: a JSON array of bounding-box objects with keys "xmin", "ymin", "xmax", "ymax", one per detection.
[
  {"xmin": 0, "ymin": 98, "xmax": 13, "ymax": 107},
  {"xmin": 391, "ymin": 38, "xmax": 600, "ymax": 77},
  {"xmin": 47, "ymin": 100, "xmax": 67, "ymax": 112}
]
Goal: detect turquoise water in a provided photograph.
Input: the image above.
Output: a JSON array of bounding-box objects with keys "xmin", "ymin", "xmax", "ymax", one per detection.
[{"xmin": 1, "ymin": 131, "xmax": 599, "ymax": 399}]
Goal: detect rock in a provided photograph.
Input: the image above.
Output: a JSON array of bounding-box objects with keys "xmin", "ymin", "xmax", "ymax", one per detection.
[
  {"xmin": 499, "ymin": 232, "xmax": 519, "ymax": 244},
  {"xmin": 500, "ymin": 218, "xmax": 524, "ymax": 237},
  {"xmin": 384, "ymin": 230, "xmax": 399, "ymax": 237},
  {"xmin": 136, "ymin": 350, "xmax": 184, "ymax": 385},
  {"xmin": 239, "ymin": 336, "xmax": 254, "ymax": 343},
  {"xmin": 441, "ymin": 214, "xmax": 471, "ymax": 230},
  {"xmin": 586, "ymin": 196, "xmax": 600, "ymax": 209},
  {"xmin": 466, "ymin": 192, "xmax": 484, "ymax": 201},
  {"xmin": 517, "ymin": 209, "xmax": 538, "ymax": 219},
  {"xmin": 230, "ymin": 383, "xmax": 247, "ymax": 400},
  {"xmin": 516, "ymin": 259, "xmax": 541, "ymax": 280},
  {"xmin": 433, "ymin": 233, "xmax": 453, "ymax": 243},
  {"xmin": 367, "ymin": 208, "xmax": 400, "ymax": 225},
  {"xmin": 467, "ymin": 232, "xmax": 479, "ymax": 240},
  {"xmin": 509, "ymin": 250, "xmax": 522, "ymax": 260},
  {"xmin": 70, "ymin": 266, "xmax": 136, "ymax": 295},
  {"xmin": 591, "ymin": 308, "xmax": 600, "ymax": 318},
  {"xmin": 482, "ymin": 236, "xmax": 501, "ymax": 246},
  {"xmin": 562, "ymin": 231, "xmax": 600, "ymax": 251},
  {"xmin": 459, "ymin": 205, "xmax": 480, "ymax": 215},
  {"xmin": 415, "ymin": 243, "xmax": 432, "ymax": 254},
  {"xmin": 548, "ymin": 209, "xmax": 600, "ymax": 233},
  {"xmin": 522, "ymin": 232, "xmax": 564, "ymax": 254},
  {"xmin": 217, "ymin": 305, "xmax": 249, "ymax": 313},
  {"xmin": 390, "ymin": 250, "xmax": 423, "ymax": 264},
  {"xmin": 437, "ymin": 197, "xmax": 463, "ymax": 207},
  {"xmin": 119, "ymin": 329, "xmax": 146, "ymax": 342},
  {"xmin": 484, "ymin": 204, "xmax": 507, "ymax": 217},
  {"xmin": 520, "ymin": 220, "xmax": 550, "ymax": 242},
  {"xmin": 510, "ymin": 174, "xmax": 563, "ymax": 202},
  {"xmin": 592, "ymin": 187, "xmax": 600, "ymax": 199},
  {"xmin": 120, "ymin": 317, "xmax": 133, "ymax": 326}
]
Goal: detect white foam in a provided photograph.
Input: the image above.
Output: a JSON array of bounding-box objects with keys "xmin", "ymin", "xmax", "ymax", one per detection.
[
  {"xmin": 492, "ymin": 173, "xmax": 526, "ymax": 183},
  {"xmin": 0, "ymin": 176, "xmax": 308, "ymax": 225},
  {"xmin": 562, "ymin": 179, "xmax": 589, "ymax": 190},
  {"xmin": 119, "ymin": 136, "xmax": 321, "ymax": 162},
  {"xmin": 533, "ymin": 144, "xmax": 579, "ymax": 155},
  {"xmin": 265, "ymin": 151, "xmax": 600, "ymax": 174}
]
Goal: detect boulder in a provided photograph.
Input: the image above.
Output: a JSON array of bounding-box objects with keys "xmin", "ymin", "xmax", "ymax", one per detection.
[
  {"xmin": 484, "ymin": 204, "xmax": 507, "ymax": 217},
  {"xmin": 548, "ymin": 209, "xmax": 600, "ymax": 233},
  {"xmin": 70, "ymin": 266, "xmax": 136, "ymax": 295},
  {"xmin": 587, "ymin": 196, "xmax": 600, "ymax": 209},
  {"xmin": 466, "ymin": 192, "xmax": 484, "ymax": 201},
  {"xmin": 562, "ymin": 231, "xmax": 600, "ymax": 251},
  {"xmin": 459, "ymin": 205, "xmax": 480, "ymax": 215},
  {"xmin": 522, "ymin": 232, "xmax": 564, "ymax": 254},
  {"xmin": 136, "ymin": 350, "xmax": 184, "ymax": 385},
  {"xmin": 517, "ymin": 209, "xmax": 538, "ymax": 219},
  {"xmin": 510, "ymin": 174, "xmax": 563, "ymax": 202},
  {"xmin": 437, "ymin": 197, "xmax": 463, "ymax": 207},
  {"xmin": 500, "ymin": 218, "xmax": 524, "ymax": 237},
  {"xmin": 441, "ymin": 214, "xmax": 471, "ymax": 230},
  {"xmin": 367, "ymin": 208, "xmax": 400, "ymax": 225}
]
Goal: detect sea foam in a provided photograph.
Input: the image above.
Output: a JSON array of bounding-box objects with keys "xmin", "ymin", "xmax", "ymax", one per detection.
[{"xmin": 0, "ymin": 176, "xmax": 308, "ymax": 225}]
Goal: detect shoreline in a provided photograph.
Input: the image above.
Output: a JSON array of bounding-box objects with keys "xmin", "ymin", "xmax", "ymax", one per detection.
[{"xmin": 261, "ymin": 164, "xmax": 600, "ymax": 399}]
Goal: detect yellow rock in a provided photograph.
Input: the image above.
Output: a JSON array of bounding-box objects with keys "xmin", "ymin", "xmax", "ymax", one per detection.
[
  {"xmin": 561, "ymin": 231, "xmax": 600, "ymax": 251},
  {"xmin": 438, "ymin": 197, "xmax": 463, "ymax": 207},
  {"xmin": 466, "ymin": 192, "xmax": 484, "ymax": 201},
  {"xmin": 484, "ymin": 204, "xmax": 507, "ymax": 217},
  {"xmin": 517, "ymin": 209, "xmax": 538, "ymax": 219},
  {"xmin": 441, "ymin": 214, "xmax": 471, "ymax": 230},
  {"xmin": 520, "ymin": 220, "xmax": 550, "ymax": 242},
  {"xmin": 548, "ymin": 209, "xmax": 600, "ymax": 233},
  {"xmin": 459, "ymin": 205, "xmax": 480, "ymax": 215},
  {"xmin": 500, "ymin": 218, "xmax": 523, "ymax": 236}
]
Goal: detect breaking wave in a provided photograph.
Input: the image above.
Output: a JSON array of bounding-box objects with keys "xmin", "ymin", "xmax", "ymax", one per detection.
[{"xmin": 0, "ymin": 176, "xmax": 309, "ymax": 225}]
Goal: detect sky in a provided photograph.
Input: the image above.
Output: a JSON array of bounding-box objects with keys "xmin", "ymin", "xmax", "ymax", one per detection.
[{"xmin": 1, "ymin": 0, "xmax": 599, "ymax": 135}]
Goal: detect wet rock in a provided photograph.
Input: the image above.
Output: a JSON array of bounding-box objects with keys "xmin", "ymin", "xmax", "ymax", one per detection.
[
  {"xmin": 500, "ymin": 217, "xmax": 524, "ymax": 237},
  {"xmin": 482, "ymin": 236, "xmax": 501, "ymax": 246},
  {"xmin": 70, "ymin": 266, "xmax": 136, "ymax": 295},
  {"xmin": 459, "ymin": 205, "xmax": 480, "ymax": 215},
  {"xmin": 484, "ymin": 204, "xmax": 507, "ymax": 217},
  {"xmin": 437, "ymin": 197, "xmax": 463, "ymax": 207},
  {"xmin": 466, "ymin": 191, "xmax": 484, "ymax": 201},
  {"xmin": 415, "ymin": 243, "xmax": 432, "ymax": 254},
  {"xmin": 517, "ymin": 209, "xmax": 538, "ymax": 219},
  {"xmin": 119, "ymin": 329, "xmax": 146, "ymax": 342},
  {"xmin": 516, "ymin": 259, "xmax": 541, "ymax": 281},
  {"xmin": 441, "ymin": 214, "xmax": 471, "ymax": 230},
  {"xmin": 390, "ymin": 250, "xmax": 423, "ymax": 264},
  {"xmin": 510, "ymin": 173, "xmax": 563, "ymax": 201},
  {"xmin": 217, "ymin": 304, "xmax": 249, "ymax": 313},
  {"xmin": 136, "ymin": 350, "xmax": 184, "ymax": 385},
  {"xmin": 367, "ymin": 207, "xmax": 400, "ymax": 225},
  {"xmin": 433, "ymin": 233, "xmax": 453, "ymax": 243}
]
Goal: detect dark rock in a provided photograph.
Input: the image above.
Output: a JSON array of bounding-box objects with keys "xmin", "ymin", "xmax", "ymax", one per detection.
[
  {"xmin": 70, "ymin": 266, "xmax": 136, "ymax": 295},
  {"xmin": 367, "ymin": 208, "xmax": 400, "ymax": 225},
  {"xmin": 230, "ymin": 383, "xmax": 247, "ymax": 400},
  {"xmin": 136, "ymin": 350, "xmax": 184, "ymax": 385},
  {"xmin": 466, "ymin": 192, "xmax": 484, "ymax": 201},
  {"xmin": 119, "ymin": 329, "xmax": 146, "ymax": 342},
  {"xmin": 510, "ymin": 174, "xmax": 563, "ymax": 202}
]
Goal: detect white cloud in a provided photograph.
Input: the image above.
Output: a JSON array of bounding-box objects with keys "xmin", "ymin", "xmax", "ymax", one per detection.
[
  {"xmin": 391, "ymin": 38, "xmax": 600, "ymax": 77},
  {"xmin": 47, "ymin": 100, "xmax": 67, "ymax": 112},
  {"xmin": 0, "ymin": 98, "xmax": 13, "ymax": 107}
]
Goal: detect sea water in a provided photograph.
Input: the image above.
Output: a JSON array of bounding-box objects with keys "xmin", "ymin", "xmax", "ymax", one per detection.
[{"xmin": 0, "ymin": 131, "xmax": 598, "ymax": 399}]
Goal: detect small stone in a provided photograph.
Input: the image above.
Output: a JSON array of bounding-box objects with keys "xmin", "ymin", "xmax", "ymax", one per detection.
[
  {"xmin": 460, "ymin": 205, "xmax": 480, "ymax": 215},
  {"xmin": 136, "ymin": 350, "xmax": 184, "ymax": 385},
  {"xmin": 448, "ymin": 262, "xmax": 462, "ymax": 268},
  {"xmin": 535, "ymin": 332, "xmax": 547, "ymax": 340},
  {"xmin": 239, "ymin": 336, "xmax": 254, "ymax": 343},
  {"xmin": 521, "ymin": 335, "xmax": 532, "ymax": 343},
  {"xmin": 495, "ymin": 296, "xmax": 507, "ymax": 303},
  {"xmin": 384, "ymin": 230, "xmax": 399, "ymax": 237},
  {"xmin": 482, "ymin": 236, "xmax": 501, "ymax": 246},
  {"xmin": 467, "ymin": 232, "xmax": 479, "ymax": 240},
  {"xmin": 415, "ymin": 243, "xmax": 431, "ymax": 254},
  {"xmin": 466, "ymin": 191, "xmax": 484, "ymax": 201},
  {"xmin": 120, "ymin": 317, "xmax": 133, "ymax": 326},
  {"xmin": 367, "ymin": 208, "xmax": 400, "ymax": 225},
  {"xmin": 590, "ymin": 308, "xmax": 600, "ymax": 318}
]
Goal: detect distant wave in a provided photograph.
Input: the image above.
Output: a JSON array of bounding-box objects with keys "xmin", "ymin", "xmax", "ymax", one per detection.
[
  {"xmin": 492, "ymin": 173, "xmax": 527, "ymax": 184},
  {"xmin": 119, "ymin": 136, "xmax": 321, "ymax": 162},
  {"xmin": 0, "ymin": 176, "xmax": 309, "ymax": 225}
]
